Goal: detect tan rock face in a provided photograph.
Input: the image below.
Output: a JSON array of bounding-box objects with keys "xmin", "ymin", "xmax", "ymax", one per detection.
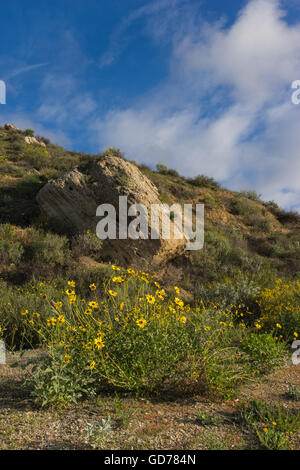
[
  {"xmin": 37, "ymin": 155, "xmax": 186, "ymax": 266},
  {"xmin": 4, "ymin": 123, "xmax": 20, "ymax": 132},
  {"xmin": 24, "ymin": 136, "xmax": 46, "ymax": 147}
]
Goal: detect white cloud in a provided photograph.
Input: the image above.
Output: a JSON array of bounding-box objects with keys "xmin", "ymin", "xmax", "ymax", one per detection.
[{"xmin": 92, "ymin": 0, "xmax": 300, "ymax": 210}]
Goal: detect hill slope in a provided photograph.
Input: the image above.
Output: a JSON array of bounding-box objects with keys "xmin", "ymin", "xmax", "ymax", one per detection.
[{"xmin": 0, "ymin": 123, "xmax": 299, "ymax": 293}]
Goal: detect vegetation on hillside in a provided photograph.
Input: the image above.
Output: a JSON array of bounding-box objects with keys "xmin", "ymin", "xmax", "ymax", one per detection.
[{"xmin": 0, "ymin": 125, "xmax": 299, "ymax": 450}]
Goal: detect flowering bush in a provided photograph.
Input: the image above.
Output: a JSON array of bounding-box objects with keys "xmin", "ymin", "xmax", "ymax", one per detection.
[
  {"xmin": 22, "ymin": 266, "xmax": 261, "ymax": 407},
  {"xmin": 256, "ymin": 279, "xmax": 300, "ymax": 341}
]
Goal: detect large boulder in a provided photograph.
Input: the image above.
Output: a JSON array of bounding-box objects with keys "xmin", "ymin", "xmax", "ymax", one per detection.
[{"xmin": 36, "ymin": 156, "xmax": 186, "ymax": 266}]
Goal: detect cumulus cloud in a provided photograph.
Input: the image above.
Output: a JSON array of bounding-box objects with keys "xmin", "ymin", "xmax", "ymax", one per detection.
[{"xmin": 93, "ymin": 0, "xmax": 300, "ymax": 210}]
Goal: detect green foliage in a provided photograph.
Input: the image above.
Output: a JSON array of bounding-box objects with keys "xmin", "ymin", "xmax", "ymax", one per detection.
[
  {"xmin": 256, "ymin": 427, "xmax": 290, "ymax": 450},
  {"xmin": 156, "ymin": 163, "xmax": 179, "ymax": 177},
  {"xmin": 187, "ymin": 174, "xmax": 220, "ymax": 189},
  {"xmin": 103, "ymin": 147, "xmax": 124, "ymax": 158},
  {"xmin": 239, "ymin": 190, "xmax": 263, "ymax": 202},
  {"xmin": 240, "ymin": 333, "xmax": 286, "ymax": 374},
  {"xmin": 191, "ymin": 229, "xmax": 268, "ymax": 282},
  {"xmin": 196, "ymin": 278, "xmax": 260, "ymax": 310},
  {"xmin": 72, "ymin": 230, "xmax": 103, "ymax": 259},
  {"xmin": 240, "ymin": 399, "xmax": 300, "ymax": 450},
  {"xmin": 197, "ymin": 412, "xmax": 221, "ymax": 426},
  {"xmin": 233, "ymin": 197, "xmax": 262, "ymax": 217},
  {"xmin": 24, "ymin": 229, "xmax": 70, "ymax": 267},
  {"xmin": 265, "ymin": 201, "xmax": 300, "ymax": 224},
  {"xmin": 24, "ymin": 129, "xmax": 34, "ymax": 137},
  {"xmin": 0, "ymin": 224, "xmax": 24, "ymax": 265},
  {"xmin": 256, "ymin": 280, "xmax": 300, "ymax": 340},
  {"xmin": 26, "ymin": 350, "xmax": 96, "ymax": 408},
  {"xmin": 22, "ymin": 145, "xmax": 51, "ymax": 170},
  {"xmin": 85, "ymin": 417, "xmax": 114, "ymax": 448},
  {"xmin": 19, "ymin": 269, "xmax": 260, "ymax": 406},
  {"xmin": 0, "ymin": 279, "xmax": 65, "ymax": 348},
  {"xmin": 287, "ymin": 385, "xmax": 300, "ymax": 401},
  {"xmin": 244, "ymin": 213, "xmax": 272, "ymax": 232}
]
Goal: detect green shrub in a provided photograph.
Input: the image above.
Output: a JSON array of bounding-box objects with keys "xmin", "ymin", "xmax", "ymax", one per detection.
[
  {"xmin": 22, "ymin": 268, "xmax": 253, "ymax": 406},
  {"xmin": 256, "ymin": 279, "xmax": 300, "ymax": 339},
  {"xmin": 103, "ymin": 147, "xmax": 124, "ymax": 158},
  {"xmin": 0, "ymin": 224, "xmax": 24, "ymax": 265},
  {"xmin": 187, "ymin": 174, "xmax": 220, "ymax": 189},
  {"xmin": 27, "ymin": 351, "xmax": 96, "ymax": 408},
  {"xmin": 231, "ymin": 196, "xmax": 261, "ymax": 216},
  {"xmin": 197, "ymin": 412, "xmax": 221, "ymax": 426},
  {"xmin": 240, "ymin": 399, "xmax": 300, "ymax": 450},
  {"xmin": 72, "ymin": 230, "xmax": 103, "ymax": 259},
  {"xmin": 22, "ymin": 146, "xmax": 51, "ymax": 169},
  {"xmin": 196, "ymin": 278, "xmax": 260, "ymax": 310},
  {"xmin": 25, "ymin": 229, "xmax": 70, "ymax": 266},
  {"xmin": 240, "ymin": 333, "xmax": 286, "ymax": 374},
  {"xmin": 24, "ymin": 129, "xmax": 34, "ymax": 137},
  {"xmin": 287, "ymin": 385, "xmax": 300, "ymax": 401},
  {"xmin": 239, "ymin": 190, "xmax": 263, "ymax": 203},
  {"xmin": 0, "ymin": 279, "xmax": 66, "ymax": 348},
  {"xmin": 156, "ymin": 163, "xmax": 179, "ymax": 177}
]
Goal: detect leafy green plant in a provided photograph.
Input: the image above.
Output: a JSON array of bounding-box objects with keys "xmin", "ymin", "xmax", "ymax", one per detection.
[
  {"xmin": 85, "ymin": 417, "xmax": 114, "ymax": 448},
  {"xmin": 156, "ymin": 163, "xmax": 179, "ymax": 177},
  {"xmin": 256, "ymin": 427, "xmax": 290, "ymax": 450},
  {"xmin": 240, "ymin": 333, "xmax": 286, "ymax": 374},
  {"xmin": 26, "ymin": 349, "xmax": 97, "ymax": 408},
  {"xmin": 197, "ymin": 412, "xmax": 221, "ymax": 426},
  {"xmin": 287, "ymin": 385, "xmax": 300, "ymax": 401},
  {"xmin": 24, "ymin": 129, "xmax": 34, "ymax": 137},
  {"xmin": 187, "ymin": 174, "xmax": 220, "ymax": 189},
  {"xmin": 240, "ymin": 399, "xmax": 300, "ymax": 433},
  {"xmin": 0, "ymin": 224, "xmax": 24, "ymax": 265},
  {"xmin": 240, "ymin": 399, "xmax": 299, "ymax": 450},
  {"xmin": 72, "ymin": 230, "xmax": 103, "ymax": 259},
  {"xmin": 25, "ymin": 229, "xmax": 70, "ymax": 266}
]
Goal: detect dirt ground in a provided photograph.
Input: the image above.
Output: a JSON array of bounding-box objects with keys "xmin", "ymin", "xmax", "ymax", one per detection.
[{"xmin": 0, "ymin": 350, "xmax": 299, "ymax": 450}]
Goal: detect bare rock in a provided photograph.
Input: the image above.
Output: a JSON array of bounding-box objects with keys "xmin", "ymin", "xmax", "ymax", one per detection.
[
  {"xmin": 4, "ymin": 123, "xmax": 20, "ymax": 132},
  {"xmin": 24, "ymin": 136, "xmax": 46, "ymax": 147},
  {"xmin": 36, "ymin": 156, "xmax": 186, "ymax": 266}
]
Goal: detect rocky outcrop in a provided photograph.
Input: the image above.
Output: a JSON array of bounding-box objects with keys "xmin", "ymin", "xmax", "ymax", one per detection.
[
  {"xmin": 4, "ymin": 123, "xmax": 46, "ymax": 146},
  {"xmin": 4, "ymin": 123, "xmax": 20, "ymax": 132},
  {"xmin": 37, "ymin": 155, "xmax": 186, "ymax": 266},
  {"xmin": 24, "ymin": 136, "xmax": 46, "ymax": 147}
]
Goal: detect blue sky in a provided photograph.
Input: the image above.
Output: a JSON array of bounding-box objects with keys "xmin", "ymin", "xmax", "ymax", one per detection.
[{"xmin": 1, "ymin": 0, "xmax": 300, "ymax": 210}]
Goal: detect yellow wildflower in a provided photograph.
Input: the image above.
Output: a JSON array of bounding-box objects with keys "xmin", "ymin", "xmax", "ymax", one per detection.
[
  {"xmin": 146, "ymin": 295, "xmax": 155, "ymax": 304},
  {"xmin": 64, "ymin": 354, "xmax": 71, "ymax": 364},
  {"xmin": 94, "ymin": 337, "xmax": 104, "ymax": 349},
  {"xmin": 89, "ymin": 301, "xmax": 99, "ymax": 309},
  {"xmin": 136, "ymin": 318, "xmax": 147, "ymax": 329}
]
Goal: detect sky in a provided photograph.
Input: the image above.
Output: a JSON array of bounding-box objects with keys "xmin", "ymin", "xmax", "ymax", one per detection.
[{"xmin": 1, "ymin": 0, "xmax": 300, "ymax": 210}]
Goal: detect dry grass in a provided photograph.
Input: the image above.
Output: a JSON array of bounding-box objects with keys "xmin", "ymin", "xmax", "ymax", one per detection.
[{"xmin": 0, "ymin": 350, "xmax": 299, "ymax": 450}]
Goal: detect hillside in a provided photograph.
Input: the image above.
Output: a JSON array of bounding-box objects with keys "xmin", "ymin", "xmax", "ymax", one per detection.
[
  {"xmin": 0, "ymin": 124, "xmax": 299, "ymax": 451},
  {"xmin": 0, "ymin": 123, "xmax": 299, "ymax": 290}
]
